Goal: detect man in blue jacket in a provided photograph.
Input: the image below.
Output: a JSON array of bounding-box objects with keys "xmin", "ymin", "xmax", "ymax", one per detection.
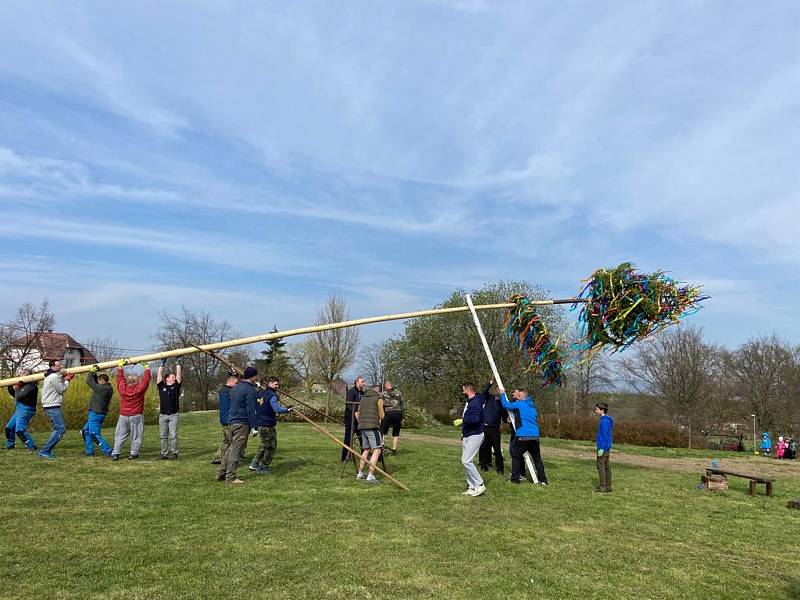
[
  {"xmin": 500, "ymin": 387, "xmax": 548, "ymax": 485},
  {"xmin": 211, "ymin": 373, "xmax": 237, "ymax": 464},
  {"xmin": 216, "ymin": 367, "xmax": 259, "ymax": 485},
  {"xmin": 249, "ymin": 376, "xmax": 292, "ymax": 474},
  {"xmin": 595, "ymin": 402, "xmax": 614, "ymax": 493},
  {"xmin": 454, "ymin": 382, "xmax": 489, "ymax": 497}
]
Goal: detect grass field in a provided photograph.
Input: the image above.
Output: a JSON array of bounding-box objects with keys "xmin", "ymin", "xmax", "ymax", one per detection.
[{"xmin": 1, "ymin": 412, "xmax": 799, "ymax": 600}]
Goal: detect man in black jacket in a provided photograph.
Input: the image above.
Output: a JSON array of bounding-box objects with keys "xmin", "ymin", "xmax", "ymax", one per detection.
[
  {"xmin": 478, "ymin": 390, "xmax": 505, "ymax": 474},
  {"xmin": 81, "ymin": 368, "xmax": 114, "ymax": 456},
  {"xmin": 341, "ymin": 376, "xmax": 365, "ymax": 462},
  {"xmin": 5, "ymin": 370, "xmax": 38, "ymax": 451}
]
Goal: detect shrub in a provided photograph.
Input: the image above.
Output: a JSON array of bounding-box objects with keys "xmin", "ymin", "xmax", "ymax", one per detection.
[
  {"xmin": 0, "ymin": 376, "xmax": 160, "ymax": 434},
  {"xmin": 539, "ymin": 414, "xmax": 693, "ymax": 448}
]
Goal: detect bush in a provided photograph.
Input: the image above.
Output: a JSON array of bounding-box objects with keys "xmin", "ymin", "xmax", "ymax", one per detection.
[
  {"xmin": 0, "ymin": 377, "xmax": 161, "ymax": 434},
  {"xmin": 539, "ymin": 414, "xmax": 693, "ymax": 448}
]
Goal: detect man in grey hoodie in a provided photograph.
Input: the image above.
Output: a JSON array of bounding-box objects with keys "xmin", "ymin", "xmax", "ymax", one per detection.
[{"xmin": 39, "ymin": 360, "xmax": 73, "ymax": 459}]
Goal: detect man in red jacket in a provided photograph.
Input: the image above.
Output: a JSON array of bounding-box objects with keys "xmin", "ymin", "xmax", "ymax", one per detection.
[{"xmin": 111, "ymin": 361, "xmax": 151, "ymax": 460}]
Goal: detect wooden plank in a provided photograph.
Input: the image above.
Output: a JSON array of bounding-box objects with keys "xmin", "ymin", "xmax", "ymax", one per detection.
[{"xmin": 706, "ymin": 468, "xmax": 774, "ymax": 483}]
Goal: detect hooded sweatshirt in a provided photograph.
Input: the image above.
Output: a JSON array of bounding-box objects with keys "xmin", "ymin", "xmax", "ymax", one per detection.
[
  {"xmin": 116, "ymin": 368, "xmax": 151, "ymax": 416},
  {"xmin": 500, "ymin": 393, "xmax": 540, "ymax": 438},
  {"xmin": 7, "ymin": 382, "xmax": 38, "ymax": 409},
  {"xmin": 86, "ymin": 372, "xmax": 114, "ymax": 415},
  {"xmin": 41, "ymin": 372, "xmax": 69, "ymax": 409},
  {"xmin": 596, "ymin": 414, "xmax": 614, "ymax": 452}
]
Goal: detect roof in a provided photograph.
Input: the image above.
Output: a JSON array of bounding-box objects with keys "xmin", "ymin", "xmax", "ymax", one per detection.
[{"xmin": 13, "ymin": 332, "xmax": 98, "ymax": 364}]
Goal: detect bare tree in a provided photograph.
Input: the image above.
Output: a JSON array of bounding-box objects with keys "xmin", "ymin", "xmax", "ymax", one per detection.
[
  {"xmin": 308, "ymin": 291, "xmax": 359, "ymax": 385},
  {"xmin": 84, "ymin": 335, "xmax": 121, "ymax": 363},
  {"xmin": 621, "ymin": 326, "xmax": 716, "ymax": 448},
  {"xmin": 359, "ymin": 341, "xmax": 388, "ymax": 387},
  {"xmin": 569, "ymin": 348, "xmax": 614, "ymax": 416},
  {"xmin": 287, "ymin": 340, "xmax": 315, "ymax": 385},
  {"xmin": 725, "ymin": 335, "xmax": 795, "ymax": 432},
  {"xmin": 0, "ymin": 299, "xmax": 55, "ymax": 375},
  {"xmin": 152, "ymin": 307, "xmax": 236, "ymax": 410}
]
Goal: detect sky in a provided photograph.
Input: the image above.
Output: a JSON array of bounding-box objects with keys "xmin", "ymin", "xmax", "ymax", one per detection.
[{"xmin": 0, "ymin": 1, "xmax": 799, "ymax": 363}]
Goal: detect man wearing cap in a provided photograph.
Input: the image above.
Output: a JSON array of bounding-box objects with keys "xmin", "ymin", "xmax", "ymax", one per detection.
[{"xmin": 217, "ymin": 366, "xmax": 259, "ymax": 485}]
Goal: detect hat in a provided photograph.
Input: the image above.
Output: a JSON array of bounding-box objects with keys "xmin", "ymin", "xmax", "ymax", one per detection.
[{"xmin": 242, "ymin": 366, "xmax": 258, "ymax": 379}]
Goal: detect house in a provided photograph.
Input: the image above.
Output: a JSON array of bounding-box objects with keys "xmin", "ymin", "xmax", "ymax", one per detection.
[{"xmin": 8, "ymin": 332, "xmax": 98, "ymax": 372}]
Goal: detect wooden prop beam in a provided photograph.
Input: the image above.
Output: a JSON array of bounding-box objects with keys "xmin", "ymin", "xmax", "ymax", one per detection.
[
  {"xmin": 465, "ymin": 294, "xmax": 538, "ymax": 483},
  {"xmin": 195, "ymin": 346, "xmax": 409, "ymax": 492},
  {"xmin": 0, "ymin": 297, "xmax": 584, "ymax": 387}
]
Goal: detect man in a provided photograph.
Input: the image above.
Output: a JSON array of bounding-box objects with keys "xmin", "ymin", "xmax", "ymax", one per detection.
[
  {"xmin": 595, "ymin": 402, "xmax": 614, "ymax": 493},
  {"xmin": 82, "ymin": 367, "xmax": 114, "ymax": 456},
  {"xmin": 454, "ymin": 382, "xmax": 489, "ymax": 497},
  {"xmin": 156, "ymin": 359, "xmax": 183, "ymax": 460},
  {"xmin": 112, "ymin": 361, "xmax": 151, "ymax": 460},
  {"xmin": 342, "ymin": 376, "xmax": 365, "ymax": 461},
  {"xmin": 217, "ymin": 366, "xmax": 259, "ymax": 485},
  {"xmin": 5, "ymin": 370, "xmax": 38, "ymax": 451},
  {"xmin": 381, "ymin": 381, "xmax": 404, "ymax": 456},
  {"xmin": 501, "ymin": 387, "xmax": 547, "ymax": 485},
  {"xmin": 39, "ymin": 360, "xmax": 73, "ymax": 459},
  {"xmin": 211, "ymin": 372, "xmax": 237, "ymax": 464},
  {"xmin": 249, "ymin": 376, "xmax": 292, "ymax": 474},
  {"xmin": 478, "ymin": 389, "xmax": 505, "ymax": 475},
  {"xmin": 355, "ymin": 386, "xmax": 384, "ymax": 484}
]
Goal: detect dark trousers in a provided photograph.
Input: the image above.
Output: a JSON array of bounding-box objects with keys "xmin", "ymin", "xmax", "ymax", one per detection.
[
  {"xmin": 596, "ymin": 452, "xmax": 612, "ymax": 491},
  {"xmin": 217, "ymin": 423, "xmax": 249, "ymax": 482},
  {"xmin": 511, "ymin": 438, "xmax": 547, "ymax": 483},
  {"xmin": 342, "ymin": 412, "xmax": 358, "ymax": 461},
  {"xmin": 478, "ymin": 425, "xmax": 504, "ymax": 473}
]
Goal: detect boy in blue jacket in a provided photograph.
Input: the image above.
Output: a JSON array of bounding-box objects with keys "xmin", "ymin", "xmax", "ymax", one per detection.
[
  {"xmin": 250, "ymin": 376, "xmax": 292, "ymax": 474},
  {"xmin": 595, "ymin": 402, "xmax": 614, "ymax": 493},
  {"xmin": 500, "ymin": 387, "xmax": 548, "ymax": 485},
  {"xmin": 453, "ymin": 382, "xmax": 489, "ymax": 497}
]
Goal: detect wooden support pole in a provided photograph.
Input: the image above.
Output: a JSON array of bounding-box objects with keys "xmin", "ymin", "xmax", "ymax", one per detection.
[
  {"xmin": 194, "ymin": 346, "xmax": 409, "ymax": 492},
  {"xmin": 0, "ymin": 298, "xmax": 584, "ymax": 387},
  {"xmin": 465, "ymin": 294, "xmax": 538, "ymax": 483}
]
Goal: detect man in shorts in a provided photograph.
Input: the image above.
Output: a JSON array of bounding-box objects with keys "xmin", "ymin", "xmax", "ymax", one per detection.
[{"xmin": 355, "ymin": 387, "xmax": 384, "ymax": 485}]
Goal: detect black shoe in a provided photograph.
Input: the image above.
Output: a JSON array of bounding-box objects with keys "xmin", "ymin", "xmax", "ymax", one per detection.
[
  {"xmin": 479, "ymin": 465, "xmax": 489, "ymax": 472},
  {"xmin": 170, "ymin": 454, "xmax": 178, "ymax": 460},
  {"xmin": 160, "ymin": 454, "xmax": 169, "ymax": 460},
  {"xmin": 510, "ymin": 479, "xmax": 521, "ymax": 484},
  {"xmin": 128, "ymin": 454, "xmax": 139, "ymax": 460},
  {"xmin": 112, "ymin": 454, "xmax": 120, "ymax": 461}
]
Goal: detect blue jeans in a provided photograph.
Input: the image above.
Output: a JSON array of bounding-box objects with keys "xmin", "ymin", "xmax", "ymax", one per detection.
[
  {"xmin": 5, "ymin": 402, "xmax": 37, "ymax": 449},
  {"xmin": 41, "ymin": 407, "xmax": 66, "ymax": 454},
  {"xmin": 83, "ymin": 410, "xmax": 112, "ymax": 455}
]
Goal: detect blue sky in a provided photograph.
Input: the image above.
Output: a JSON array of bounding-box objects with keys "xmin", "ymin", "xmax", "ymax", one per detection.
[{"xmin": 1, "ymin": 1, "xmax": 799, "ymax": 359}]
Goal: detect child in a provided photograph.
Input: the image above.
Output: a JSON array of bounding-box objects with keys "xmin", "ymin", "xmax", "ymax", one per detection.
[
  {"xmin": 760, "ymin": 432, "xmax": 772, "ymax": 457},
  {"xmin": 594, "ymin": 402, "xmax": 614, "ymax": 493},
  {"xmin": 775, "ymin": 436, "xmax": 788, "ymax": 460}
]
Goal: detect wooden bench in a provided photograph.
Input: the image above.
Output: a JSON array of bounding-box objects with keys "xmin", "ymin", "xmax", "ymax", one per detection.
[{"xmin": 705, "ymin": 468, "xmax": 774, "ymax": 497}]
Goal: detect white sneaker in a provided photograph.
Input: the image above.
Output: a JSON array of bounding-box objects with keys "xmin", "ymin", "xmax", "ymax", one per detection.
[
  {"xmin": 468, "ymin": 484, "xmax": 486, "ymax": 497},
  {"xmin": 462, "ymin": 488, "xmax": 474, "ymax": 495},
  {"xmin": 356, "ymin": 472, "xmax": 367, "ymax": 480}
]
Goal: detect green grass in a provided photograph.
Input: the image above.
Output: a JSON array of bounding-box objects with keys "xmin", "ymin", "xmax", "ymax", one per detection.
[{"xmin": 1, "ymin": 413, "xmax": 798, "ymax": 600}]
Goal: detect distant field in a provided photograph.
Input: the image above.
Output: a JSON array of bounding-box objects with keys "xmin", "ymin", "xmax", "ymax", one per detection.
[{"xmin": 1, "ymin": 412, "xmax": 798, "ymax": 599}]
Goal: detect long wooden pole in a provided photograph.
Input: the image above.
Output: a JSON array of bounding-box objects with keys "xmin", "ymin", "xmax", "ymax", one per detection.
[
  {"xmin": 0, "ymin": 297, "xmax": 584, "ymax": 386},
  {"xmin": 193, "ymin": 346, "xmax": 409, "ymax": 491},
  {"xmin": 465, "ymin": 294, "xmax": 538, "ymax": 483}
]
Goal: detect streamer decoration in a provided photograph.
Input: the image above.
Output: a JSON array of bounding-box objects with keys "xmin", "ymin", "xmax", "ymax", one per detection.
[{"xmin": 503, "ymin": 294, "xmax": 565, "ymax": 388}]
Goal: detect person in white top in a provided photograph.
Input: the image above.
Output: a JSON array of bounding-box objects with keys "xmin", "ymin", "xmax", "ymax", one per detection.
[{"xmin": 39, "ymin": 360, "xmax": 74, "ymax": 459}]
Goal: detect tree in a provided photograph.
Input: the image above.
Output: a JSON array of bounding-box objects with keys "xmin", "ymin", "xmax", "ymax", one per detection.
[
  {"xmin": 152, "ymin": 307, "xmax": 236, "ymax": 410},
  {"xmin": 568, "ymin": 341, "xmax": 614, "ymax": 416},
  {"xmin": 621, "ymin": 326, "xmax": 717, "ymax": 448},
  {"xmin": 725, "ymin": 335, "xmax": 796, "ymax": 432},
  {"xmin": 359, "ymin": 341, "xmax": 389, "ymax": 387},
  {"xmin": 0, "ymin": 299, "xmax": 55, "ymax": 376},
  {"xmin": 308, "ymin": 291, "xmax": 360, "ymax": 385},
  {"xmin": 84, "ymin": 335, "xmax": 121, "ymax": 363},
  {"xmin": 383, "ymin": 281, "xmax": 568, "ymax": 417},
  {"xmin": 255, "ymin": 326, "xmax": 295, "ymax": 384},
  {"xmin": 287, "ymin": 340, "xmax": 315, "ymax": 385}
]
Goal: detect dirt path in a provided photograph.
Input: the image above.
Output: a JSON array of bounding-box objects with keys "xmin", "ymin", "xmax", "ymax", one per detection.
[{"xmin": 403, "ymin": 433, "xmax": 800, "ymax": 478}]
